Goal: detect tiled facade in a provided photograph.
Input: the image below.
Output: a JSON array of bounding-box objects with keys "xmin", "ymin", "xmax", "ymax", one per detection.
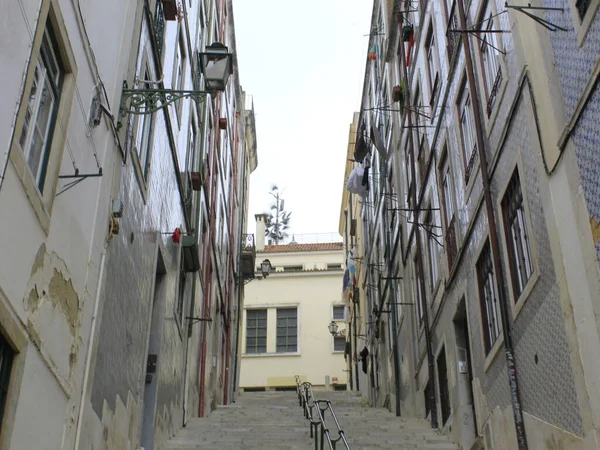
[
  {"xmin": 340, "ymin": 0, "xmax": 600, "ymax": 448},
  {"xmin": 0, "ymin": 0, "xmax": 257, "ymax": 449}
]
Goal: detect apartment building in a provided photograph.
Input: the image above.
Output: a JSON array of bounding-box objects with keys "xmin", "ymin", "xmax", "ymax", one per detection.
[
  {"xmin": 239, "ymin": 216, "xmax": 347, "ymax": 392},
  {"xmin": 341, "ymin": 0, "xmax": 600, "ymax": 448},
  {"xmin": 0, "ymin": 0, "xmax": 130, "ymax": 448},
  {"xmin": 0, "ymin": 0, "xmax": 255, "ymax": 449}
]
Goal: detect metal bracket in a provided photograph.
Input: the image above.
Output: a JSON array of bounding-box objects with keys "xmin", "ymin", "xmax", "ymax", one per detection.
[
  {"xmin": 56, "ymin": 170, "xmax": 103, "ymax": 196},
  {"xmin": 118, "ymin": 80, "xmax": 211, "ymax": 126},
  {"xmin": 186, "ymin": 316, "xmax": 213, "ymax": 325},
  {"xmin": 504, "ymin": 3, "xmax": 567, "ymax": 32}
]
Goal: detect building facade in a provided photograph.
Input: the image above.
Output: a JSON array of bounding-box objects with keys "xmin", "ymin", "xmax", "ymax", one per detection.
[
  {"xmin": 341, "ymin": 0, "xmax": 600, "ymax": 449},
  {"xmin": 0, "ymin": 0, "xmax": 256, "ymax": 449},
  {"xmin": 0, "ymin": 0, "xmax": 128, "ymax": 448},
  {"xmin": 239, "ymin": 217, "xmax": 347, "ymax": 392}
]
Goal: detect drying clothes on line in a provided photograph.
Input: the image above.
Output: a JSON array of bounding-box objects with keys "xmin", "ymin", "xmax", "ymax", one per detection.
[{"xmin": 347, "ymin": 166, "xmax": 369, "ymax": 198}]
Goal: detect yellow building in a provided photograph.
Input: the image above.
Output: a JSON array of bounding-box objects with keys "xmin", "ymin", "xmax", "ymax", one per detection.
[{"xmin": 239, "ymin": 216, "xmax": 348, "ymax": 391}]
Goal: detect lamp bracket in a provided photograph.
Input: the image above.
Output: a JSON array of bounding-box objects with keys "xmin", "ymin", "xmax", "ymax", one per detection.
[{"xmin": 119, "ymin": 80, "xmax": 211, "ymax": 118}]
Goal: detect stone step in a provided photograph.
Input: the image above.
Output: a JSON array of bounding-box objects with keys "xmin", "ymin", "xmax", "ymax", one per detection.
[{"xmin": 161, "ymin": 392, "xmax": 458, "ymax": 450}]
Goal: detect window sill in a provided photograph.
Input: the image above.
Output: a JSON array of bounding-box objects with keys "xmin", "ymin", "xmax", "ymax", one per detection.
[
  {"xmin": 10, "ymin": 147, "xmax": 52, "ymax": 235},
  {"xmin": 483, "ymin": 333, "xmax": 504, "ymax": 372},
  {"xmin": 131, "ymin": 149, "xmax": 149, "ymax": 204},
  {"xmin": 242, "ymin": 352, "xmax": 301, "ymax": 358},
  {"xmin": 510, "ymin": 270, "xmax": 539, "ymax": 322}
]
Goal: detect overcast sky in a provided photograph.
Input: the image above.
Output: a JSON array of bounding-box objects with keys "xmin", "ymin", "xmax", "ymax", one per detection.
[{"xmin": 232, "ymin": 0, "xmax": 374, "ymax": 240}]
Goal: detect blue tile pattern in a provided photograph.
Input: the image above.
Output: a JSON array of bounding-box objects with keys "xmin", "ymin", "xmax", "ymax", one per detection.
[{"xmin": 543, "ymin": 0, "xmax": 600, "ymax": 259}]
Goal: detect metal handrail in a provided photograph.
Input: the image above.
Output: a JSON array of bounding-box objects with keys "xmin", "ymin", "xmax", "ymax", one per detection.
[
  {"xmin": 293, "ymin": 376, "xmax": 351, "ymax": 450},
  {"xmin": 314, "ymin": 400, "xmax": 351, "ymax": 450}
]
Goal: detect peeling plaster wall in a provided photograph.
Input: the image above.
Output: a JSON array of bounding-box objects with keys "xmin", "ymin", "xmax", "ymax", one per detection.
[{"xmin": 0, "ymin": 0, "xmax": 131, "ymax": 448}]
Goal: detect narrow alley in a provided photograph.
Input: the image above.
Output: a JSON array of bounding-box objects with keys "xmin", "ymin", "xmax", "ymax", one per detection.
[{"xmin": 163, "ymin": 390, "xmax": 458, "ymax": 450}]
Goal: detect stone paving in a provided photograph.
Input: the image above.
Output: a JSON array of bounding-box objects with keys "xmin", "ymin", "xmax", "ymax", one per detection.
[{"xmin": 161, "ymin": 391, "xmax": 459, "ymax": 450}]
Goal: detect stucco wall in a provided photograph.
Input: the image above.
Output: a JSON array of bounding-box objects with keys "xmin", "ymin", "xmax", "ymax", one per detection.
[{"xmin": 240, "ymin": 250, "xmax": 347, "ymax": 389}]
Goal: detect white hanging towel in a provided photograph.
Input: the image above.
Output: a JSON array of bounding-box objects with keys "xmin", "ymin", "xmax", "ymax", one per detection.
[{"xmin": 347, "ymin": 166, "xmax": 369, "ymax": 198}]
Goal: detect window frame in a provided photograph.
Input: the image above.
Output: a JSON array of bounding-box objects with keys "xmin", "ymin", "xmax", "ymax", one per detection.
[
  {"xmin": 333, "ymin": 336, "xmax": 346, "ymax": 353},
  {"xmin": 437, "ymin": 345, "xmax": 451, "ymax": 425},
  {"xmin": 457, "ymin": 77, "xmax": 478, "ymax": 185},
  {"xmin": 276, "ymin": 307, "xmax": 298, "ymax": 353},
  {"xmin": 245, "ymin": 309, "xmax": 267, "ymax": 354},
  {"xmin": 9, "ymin": 1, "xmax": 76, "ymax": 233},
  {"xmin": 332, "ymin": 305, "xmax": 345, "ymax": 321},
  {"xmin": 476, "ymin": 3, "xmax": 503, "ymax": 118},
  {"xmin": 568, "ymin": 0, "xmax": 600, "ymax": 45},
  {"xmin": 498, "ymin": 164, "xmax": 539, "ymax": 318},
  {"xmin": 476, "ymin": 240, "xmax": 501, "ymax": 355},
  {"xmin": 425, "ymin": 209, "xmax": 439, "ymax": 293},
  {"xmin": 425, "ymin": 22, "xmax": 441, "ymax": 107}
]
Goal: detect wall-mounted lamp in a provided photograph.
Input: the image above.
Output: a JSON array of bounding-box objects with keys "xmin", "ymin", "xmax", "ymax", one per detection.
[
  {"xmin": 328, "ymin": 321, "xmax": 346, "ymax": 338},
  {"xmin": 119, "ymin": 42, "xmax": 233, "ymax": 122},
  {"xmin": 261, "ymin": 259, "xmax": 272, "ymax": 278}
]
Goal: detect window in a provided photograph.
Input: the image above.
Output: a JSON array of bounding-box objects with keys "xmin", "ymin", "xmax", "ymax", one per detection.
[
  {"xmin": 575, "ymin": 0, "xmax": 591, "ymax": 19},
  {"xmin": 415, "ymin": 255, "xmax": 426, "ymax": 324},
  {"xmin": 479, "ymin": 6, "xmax": 502, "ymax": 117},
  {"xmin": 440, "ymin": 151, "xmax": 455, "ymax": 228},
  {"xmin": 425, "ymin": 24, "xmax": 441, "ymax": 106},
  {"xmin": 437, "ymin": 346, "xmax": 451, "ymax": 425},
  {"xmin": 458, "ymin": 80, "xmax": 477, "ymax": 184},
  {"xmin": 425, "ymin": 211, "xmax": 439, "ymax": 291},
  {"xmin": 0, "ymin": 334, "xmax": 14, "ymax": 431},
  {"xmin": 501, "ymin": 170, "xmax": 533, "ymax": 299},
  {"xmin": 134, "ymin": 65, "xmax": 155, "ymax": 181},
  {"xmin": 276, "ymin": 308, "xmax": 297, "ymax": 353},
  {"xmin": 424, "ymin": 379, "xmax": 433, "ymax": 419},
  {"xmin": 477, "ymin": 241, "xmax": 501, "ymax": 353},
  {"xmin": 327, "ymin": 264, "xmax": 343, "ymax": 270},
  {"xmin": 176, "ymin": 259, "xmax": 187, "ymax": 324},
  {"xmin": 282, "ymin": 265, "xmax": 303, "ymax": 272},
  {"xmin": 173, "ymin": 28, "xmax": 186, "ymax": 117},
  {"xmin": 333, "ymin": 336, "xmax": 346, "ymax": 352},
  {"xmin": 246, "ymin": 309, "xmax": 267, "ymax": 354},
  {"xmin": 18, "ymin": 18, "xmax": 64, "ymax": 193},
  {"xmin": 333, "ymin": 305, "xmax": 345, "ymax": 320}
]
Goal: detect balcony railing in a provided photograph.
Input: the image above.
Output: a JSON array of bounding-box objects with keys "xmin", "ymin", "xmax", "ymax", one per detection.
[
  {"xmin": 486, "ymin": 67, "xmax": 503, "ymax": 117},
  {"xmin": 445, "ymin": 216, "xmax": 458, "ymax": 271},
  {"xmin": 240, "ymin": 234, "xmax": 256, "ymax": 280},
  {"xmin": 464, "ymin": 145, "xmax": 478, "ymax": 185}
]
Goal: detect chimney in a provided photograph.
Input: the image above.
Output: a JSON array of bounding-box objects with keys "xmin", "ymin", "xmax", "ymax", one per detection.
[{"xmin": 255, "ymin": 214, "xmax": 268, "ymax": 252}]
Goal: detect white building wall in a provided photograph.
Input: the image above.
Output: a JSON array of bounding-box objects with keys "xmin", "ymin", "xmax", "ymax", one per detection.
[
  {"xmin": 0, "ymin": 0, "xmax": 130, "ymax": 449},
  {"xmin": 240, "ymin": 249, "xmax": 347, "ymax": 390}
]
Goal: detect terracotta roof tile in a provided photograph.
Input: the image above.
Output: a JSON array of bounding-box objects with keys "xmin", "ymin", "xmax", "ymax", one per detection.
[{"xmin": 259, "ymin": 242, "xmax": 344, "ymax": 253}]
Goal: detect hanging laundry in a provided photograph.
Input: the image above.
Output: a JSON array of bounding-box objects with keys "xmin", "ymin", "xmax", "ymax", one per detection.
[
  {"xmin": 368, "ymin": 44, "xmax": 377, "ymax": 61},
  {"xmin": 347, "ymin": 166, "xmax": 369, "ymax": 198}
]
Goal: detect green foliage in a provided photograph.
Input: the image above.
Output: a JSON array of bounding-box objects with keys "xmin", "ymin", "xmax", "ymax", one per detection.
[{"xmin": 264, "ymin": 185, "xmax": 292, "ymax": 245}]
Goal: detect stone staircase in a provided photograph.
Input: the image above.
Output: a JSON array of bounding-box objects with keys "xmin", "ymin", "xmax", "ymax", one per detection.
[{"xmin": 161, "ymin": 391, "xmax": 459, "ymax": 450}]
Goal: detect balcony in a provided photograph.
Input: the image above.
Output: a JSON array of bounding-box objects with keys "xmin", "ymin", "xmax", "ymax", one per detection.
[{"xmin": 240, "ymin": 234, "xmax": 256, "ymax": 280}]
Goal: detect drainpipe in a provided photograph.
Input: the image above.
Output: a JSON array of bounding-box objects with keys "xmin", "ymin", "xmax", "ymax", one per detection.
[
  {"xmin": 381, "ymin": 183, "xmax": 402, "ymax": 417},
  {"xmin": 73, "ymin": 243, "xmax": 107, "ymax": 450},
  {"xmin": 454, "ymin": 0, "xmax": 528, "ymax": 447},
  {"xmin": 397, "ymin": 15, "xmax": 438, "ymax": 429}
]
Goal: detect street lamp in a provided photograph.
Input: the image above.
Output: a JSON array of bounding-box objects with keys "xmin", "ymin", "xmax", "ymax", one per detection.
[
  {"xmin": 261, "ymin": 259, "xmax": 272, "ymax": 278},
  {"xmin": 119, "ymin": 42, "xmax": 233, "ymax": 120},
  {"xmin": 328, "ymin": 321, "xmax": 346, "ymax": 337},
  {"xmin": 199, "ymin": 43, "xmax": 233, "ymax": 92}
]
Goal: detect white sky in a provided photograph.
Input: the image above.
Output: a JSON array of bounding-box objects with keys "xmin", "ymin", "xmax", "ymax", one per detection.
[{"xmin": 232, "ymin": 0, "xmax": 374, "ymax": 239}]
